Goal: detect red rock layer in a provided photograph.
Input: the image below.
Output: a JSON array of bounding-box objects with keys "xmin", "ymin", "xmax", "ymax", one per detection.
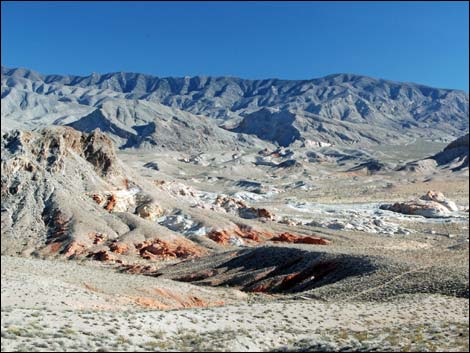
[
  {"xmin": 104, "ymin": 194, "xmax": 117, "ymax": 211},
  {"xmin": 207, "ymin": 226, "xmax": 271, "ymax": 245},
  {"xmin": 257, "ymin": 208, "xmax": 274, "ymax": 219},
  {"xmin": 207, "ymin": 226, "xmax": 329, "ymax": 246},
  {"xmin": 131, "ymin": 288, "xmax": 225, "ymax": 310},
  {"xmin": 63, "ymin": 241, "xmax": 87, "ymax": 258},
  {"xmin": 92, "ymin": 194, "xmax": 103, "ymax": 204},
  {"xmin": 120, "ymin": 264, "xmax": 158, "ymax": 275},
  {"xmin": 89, "ymin": 250, "xmax": 115, "ymax": 261},
  {"xmin": 135, "ymin": 238, "xmax": 205, "ymax": 260},
  {"xmin": 270, "ymin": 232, "xmax": 330, "ymax": 245},
  {"xmin": 109, "ymin": 241, "xmax": 129, "ymax": 254}
]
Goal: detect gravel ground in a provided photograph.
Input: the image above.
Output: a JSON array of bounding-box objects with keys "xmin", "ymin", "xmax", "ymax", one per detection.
[{"xmin": 2, "ymin": 256, "xmax": 469, "ymax": 352}]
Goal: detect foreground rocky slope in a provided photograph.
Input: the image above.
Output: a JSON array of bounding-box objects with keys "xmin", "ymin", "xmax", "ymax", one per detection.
[{"xmin": 0, "ymin": 126, "xmax": 207, "ymax": 260}]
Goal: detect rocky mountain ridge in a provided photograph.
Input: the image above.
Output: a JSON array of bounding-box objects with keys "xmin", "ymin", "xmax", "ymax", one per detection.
[{"xmin": 2, "ymin": 66, "xmax": 468, "ymax": 149}]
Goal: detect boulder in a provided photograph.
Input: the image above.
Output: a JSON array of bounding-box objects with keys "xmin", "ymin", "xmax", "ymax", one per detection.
[
  {"xmin": 63, "ymin": 241, "xmax": 87, "ymax": 258},
  {"xmin": 88, "ymin": 232, "xmax": 107, "ymax": 245},
  {"xmin": 135, "ymin": 203, "xmax": 163, "ymax": 221},
  {"xmin": 380, "ymin": 191, "xmax": 458, "ymax": 218},
  {"xmin": 104, "ymin": 194, "xmax": 117, "ymax": 211},
  {"xmin": 381, "ymin": 200, "xmax": 451, "ymax": 218},
  {"xmin": 257, "ymin": 208, "xmax": 275, "ymax": 220},
  {"xmin": 420, "ymin": 190, "xmax": 459, "ymax": 212},
  {"xmin": 109, "ymin": 241, "xmax": 129, "ymax": 254},
  {"xmin": 214, "ymin": 195, "xmax": 275, "ymax": 220},
  {"xmin": 90, "ymin": 250, "xmax": 114, "ymax": 262}
]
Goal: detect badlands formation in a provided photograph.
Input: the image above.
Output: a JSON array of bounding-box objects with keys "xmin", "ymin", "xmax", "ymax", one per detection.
[{"xmin": 1, "ymin": 67, "xmax": 469, "ymax": 352}]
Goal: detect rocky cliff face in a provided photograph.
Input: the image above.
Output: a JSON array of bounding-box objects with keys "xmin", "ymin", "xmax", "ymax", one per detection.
[{"xmin": 2, "ymin": 66, "xmax": 468, "ymax": 148}]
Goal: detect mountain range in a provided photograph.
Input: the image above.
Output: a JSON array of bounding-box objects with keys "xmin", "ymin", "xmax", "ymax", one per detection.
[{"xmin": 1, "ymin": 66, "xmax": 468, "ymax": 149}]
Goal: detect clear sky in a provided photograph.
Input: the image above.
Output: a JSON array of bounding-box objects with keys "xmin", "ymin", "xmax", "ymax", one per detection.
[{"xmin": 1, "ymin": 1, "xmax": 468, "ymax": 90}]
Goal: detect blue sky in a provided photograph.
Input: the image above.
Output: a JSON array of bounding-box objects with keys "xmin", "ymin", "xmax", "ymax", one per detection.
[{"xmin": 1, "ymin": 1, "xmax": 468, "ymax": 90}]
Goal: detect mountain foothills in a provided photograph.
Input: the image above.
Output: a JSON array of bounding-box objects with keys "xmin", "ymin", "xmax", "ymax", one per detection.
[{"xmin": 1, "ymin": 66, "xmax": 469, "ymax": 352}]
